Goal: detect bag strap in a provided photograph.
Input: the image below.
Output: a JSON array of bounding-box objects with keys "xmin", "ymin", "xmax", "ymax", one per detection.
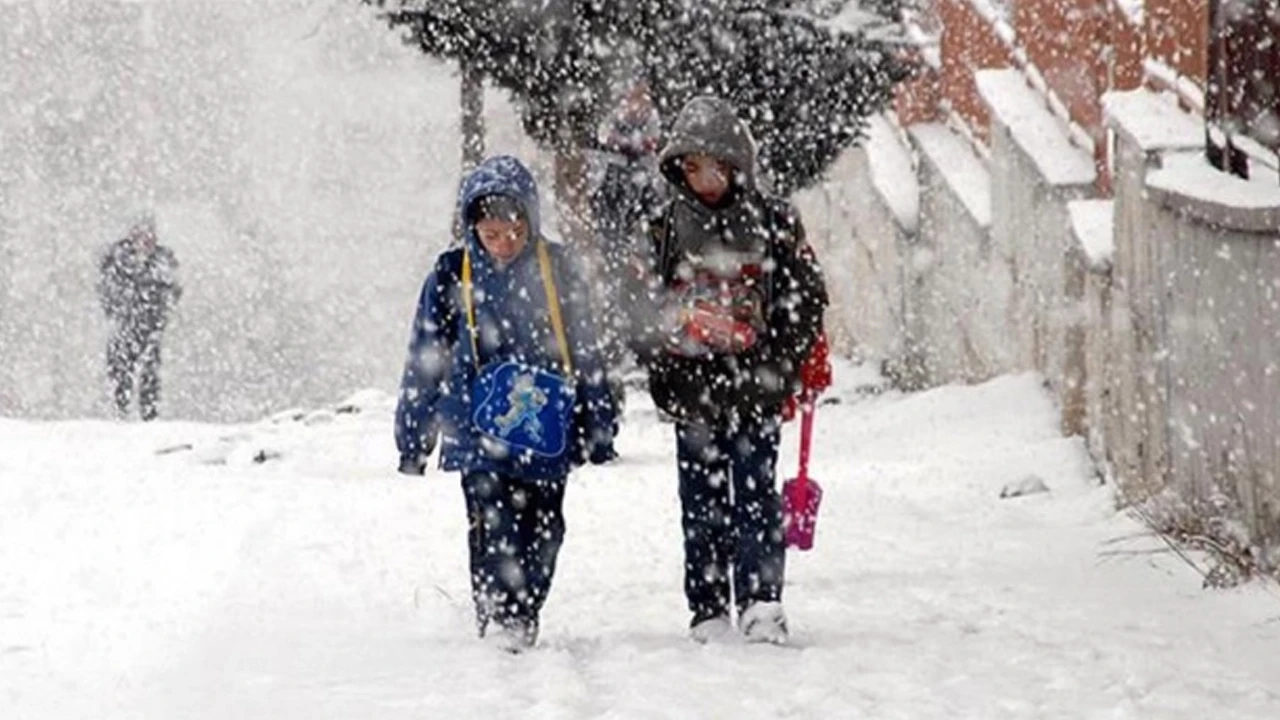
[
  {"xmin": 461, "ymin": 249, "xmax": 480, "ymax": 369},
  {"xmin": 537, "ymin": 241, "xmax": 574, "ymax": 376},
  {"xmin": 651, "ymin": 204, "xmax": 676, "ymax": 283},
  {"xmin": 461, "ymin": 241, "xmax": 573, "ymax": 375}
]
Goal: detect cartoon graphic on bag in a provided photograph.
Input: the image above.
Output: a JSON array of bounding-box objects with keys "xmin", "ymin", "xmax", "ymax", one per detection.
[
  {"xmin": 495, "ymin": 374, "xmax": 547, "ymax": 438},
  {"xmin": 464, "ymin": 242, "xmax": 578, "ymax": 459},
  {"xmin": 471, "ymin": 361, "xmax": 576, "ymax": 457}
]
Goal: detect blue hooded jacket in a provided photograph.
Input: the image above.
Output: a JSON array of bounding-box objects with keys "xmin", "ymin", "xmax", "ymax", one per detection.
[{"xmin": 395, "ymin": 156, "xmax": 618, "ymax": 479}]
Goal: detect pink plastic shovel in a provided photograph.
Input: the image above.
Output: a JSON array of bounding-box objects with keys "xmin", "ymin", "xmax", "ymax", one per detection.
[{"xmin": 783, "ymin": 403, "xmax": 823, "ymax": 551}]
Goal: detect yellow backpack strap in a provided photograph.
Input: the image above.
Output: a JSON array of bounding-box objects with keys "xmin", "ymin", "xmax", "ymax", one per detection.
[
  {"xmin": 461, "ymin": 249, "xmax": 479, "ymax": 369},
  {"xmin": 537, "ymin": 241, "xmax": 574, "ymax": 376}
]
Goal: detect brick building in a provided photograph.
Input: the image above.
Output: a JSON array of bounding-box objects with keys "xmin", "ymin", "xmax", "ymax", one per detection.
[{"xmin": 893, "ymin": 0, "xmax": 1279, "ymax": 190}]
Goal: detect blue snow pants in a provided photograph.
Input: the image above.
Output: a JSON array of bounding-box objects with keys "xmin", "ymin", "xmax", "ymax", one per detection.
[
  {"xmin": 675, "ymin": 417, "xmax": 786, "ymax": 624},
  {"xmin": 462, "ymin": 472, "xmax": 567, "ymax": 641}
]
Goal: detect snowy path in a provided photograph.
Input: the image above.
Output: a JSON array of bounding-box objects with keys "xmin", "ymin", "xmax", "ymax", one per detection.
[{"xmin": 4, "ymin": 365, "xmax": 1279, "ymax": 719}]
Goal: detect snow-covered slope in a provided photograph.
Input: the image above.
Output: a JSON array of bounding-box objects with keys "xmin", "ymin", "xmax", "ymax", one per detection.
[{"xmin": 3, "ymin": 365, "xmax": 1279, "ymax": 718}]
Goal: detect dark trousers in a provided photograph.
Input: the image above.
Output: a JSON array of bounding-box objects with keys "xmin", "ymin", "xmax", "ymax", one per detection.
[
  {"xmin": 592, "ymin": 165, "xmax": 654, "ymax": 387},
  {"xmin": 107, "ymin": 325, "xmax": 163, "ymax": 421},
  {"xmin": 676, "ymin": 417, "xmax": 785, "ymax": 622},
  {"xmin": 462, "ymin": 472, "xmax": 567, "ymax": 640}
]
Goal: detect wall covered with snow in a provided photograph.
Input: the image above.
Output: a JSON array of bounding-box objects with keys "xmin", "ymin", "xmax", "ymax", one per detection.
[
  {"xmin": 803, "ymin": 83, "xmax": 1280, "ymax": 570},
  {"xmin": 1106, "ymin": 91, "xmax": 1280, "ymax": 559},
  {"xmin": 797, "ymin": 116, "xmax": 1014, "ymax": 390},
  {"xmin": 978, "ymin": 69, "xmax": 1098, "ymax": 433},
  {"xmin": 793, "ymin": 123, "xmax": 911, "ymax": 370},
  {"xmin": 909, "ymin": 122, "xmax": 1009, "ymax": 387},
  {"xmin": 800, "ymin": 73, "xmax": 1096, "ymax": 399}
]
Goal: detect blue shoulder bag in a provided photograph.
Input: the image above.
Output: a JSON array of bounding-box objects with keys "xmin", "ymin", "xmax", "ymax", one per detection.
[{"xmin": 462, "ymin": 242, "xmax": 576, "ymax": 459}]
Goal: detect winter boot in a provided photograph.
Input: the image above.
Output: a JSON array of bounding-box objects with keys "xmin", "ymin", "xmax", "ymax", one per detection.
[
  {"xmin": 689, "ymin": 614, "xmax": 733, "ymax": 644},
  {"xmin": 739, "ymin": 602, "xmax": 788, "ymax": 645},
  {"xmin": 485, "ymin": 618, "xmax": 538, "ymax": 654},
  {"xmin": 608, "ymin": 375, "xmax": 627, "ymax": 419}
]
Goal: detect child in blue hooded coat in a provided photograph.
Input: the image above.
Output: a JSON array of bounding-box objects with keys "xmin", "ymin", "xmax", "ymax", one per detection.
[{"xmin": 395, "ymin": 156, "xmax": 617, "ymax": 652}]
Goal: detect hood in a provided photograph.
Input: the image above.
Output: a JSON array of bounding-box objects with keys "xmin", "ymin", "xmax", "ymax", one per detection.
[
  {"xmin": 659, "ymin": 96, "xmax": 759, "ymax": 199},
  {"xmin": 456, "ymin": 155, "xmax": 542, "ymax": 268}
]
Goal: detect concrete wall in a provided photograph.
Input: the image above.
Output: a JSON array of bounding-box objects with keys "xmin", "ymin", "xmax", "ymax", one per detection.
[
  {"xmin": 1117, "ymin": 128, "xmax": 1280, "ymax": 558},
  {"xmin": 908, "ymin": 123, "xmax": 1010, "ymax": 387},
  {"xmin": 801, "ymin": 86, "xmax": 1280, "ymax": 568},
  {"xmin": 1081, "ymin": 254, "xmax": 1113, "ymax": 471},
  {"xmin": 1107, "ymin": 117, "xmax": 1172, "ymax": 499},
  {"xmin": 794, "ymin": 147, "xmax": 908, "ymax": 366},
  {"xmin": 978, "ymin": 70, "xmax": 1097, "ymax": 431}
]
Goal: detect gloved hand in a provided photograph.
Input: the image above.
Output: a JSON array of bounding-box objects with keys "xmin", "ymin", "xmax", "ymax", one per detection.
[
  {"xmin": 574, "ymin": 416, "xmax": 618, "ymax": 466},
  {"xmin": 589, "ymin": 444, "xmax": 618, "ymax": 465},
  {"xmin": 782, "ymin": 333, "xmax": 833, "ymax": 421},
  {"xmin": 398, "ymin": 453, "xmax": 427, "ymax": 476}
]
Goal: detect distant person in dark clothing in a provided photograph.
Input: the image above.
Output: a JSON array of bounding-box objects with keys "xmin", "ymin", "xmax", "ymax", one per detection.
[
  {"xmin": 594, "ymin": 80, "xmax": 663, "ymax": 248},
  {"xmin": 592, "ymin": 79, "xmax": 665, "ymax": 399},
  {"xmin": 97, "ymin": 214, "xmax": 182, "ymax": 421}
]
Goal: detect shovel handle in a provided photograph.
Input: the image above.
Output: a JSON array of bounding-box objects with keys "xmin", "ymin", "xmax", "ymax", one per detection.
[{"xmin": 798, "ymin": 401, "xmax": 815, "ymax": 481}]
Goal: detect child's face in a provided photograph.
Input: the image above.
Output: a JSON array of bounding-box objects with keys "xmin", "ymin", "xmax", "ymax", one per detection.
[
  {"xmin": 681, "ymin": 153, "xmax": 733, "ymax": 206},
  {"xmin": 623, "ymin": 83, "xmax": 651, "ymax": 112},
  {"xmin": 475, "ymin": 216, "xmax": 529, "ymax": 264}
]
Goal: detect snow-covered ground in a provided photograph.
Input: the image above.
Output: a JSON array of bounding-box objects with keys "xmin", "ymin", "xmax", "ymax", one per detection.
[{"xmin": 4, "ymin": 364, "xmax": 1279, "ymax": 719}]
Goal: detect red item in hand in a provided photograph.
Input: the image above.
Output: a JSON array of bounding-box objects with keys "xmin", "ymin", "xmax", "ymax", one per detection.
[
  {"xmin": 684, "ymin": 304, "xmax": 756, "ymax": 352},
  {"xmin": 783, "ymin": 405, "xmax": 823, "ymax": 550},
  {"xmin": 782, "ymin": 333, "xmax": 833, "ymax": 421},
  {"xmin": 801, "ymin": 333, "xmax": 832, "ymax": 393}
]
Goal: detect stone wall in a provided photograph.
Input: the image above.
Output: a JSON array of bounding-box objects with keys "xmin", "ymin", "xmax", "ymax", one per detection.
[{"xmin": 801, "ymin": 86, "xmax": 1280, "ymax": 567}]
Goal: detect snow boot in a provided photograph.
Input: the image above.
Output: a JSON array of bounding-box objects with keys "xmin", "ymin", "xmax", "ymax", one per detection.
[
  {"xmin": 739, "ymin": 602, "xmax": 788, "ymax": 645},
  {"xmin": 485, "ymin": 619, "xmax": 538, "ymax": 654},
  {"xmin": 689, "ymin": 615, "xmax": 733, "ymax": 644}
]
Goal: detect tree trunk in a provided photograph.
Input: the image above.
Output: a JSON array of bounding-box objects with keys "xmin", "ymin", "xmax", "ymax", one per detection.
[
  {"xmin": 553, "ymin": 143, "xmax": 592, "ymax": 250},
  {"xmin": 555, "ymin": 142, "xmax": 608, "ymax": 320},
  {"xmin": 460, "ymin": 62, "xmax": 485, "ymax": 172},
  {"xmin": 454, "ymin": 62, "xmax": 485, "ymax": 242}
]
